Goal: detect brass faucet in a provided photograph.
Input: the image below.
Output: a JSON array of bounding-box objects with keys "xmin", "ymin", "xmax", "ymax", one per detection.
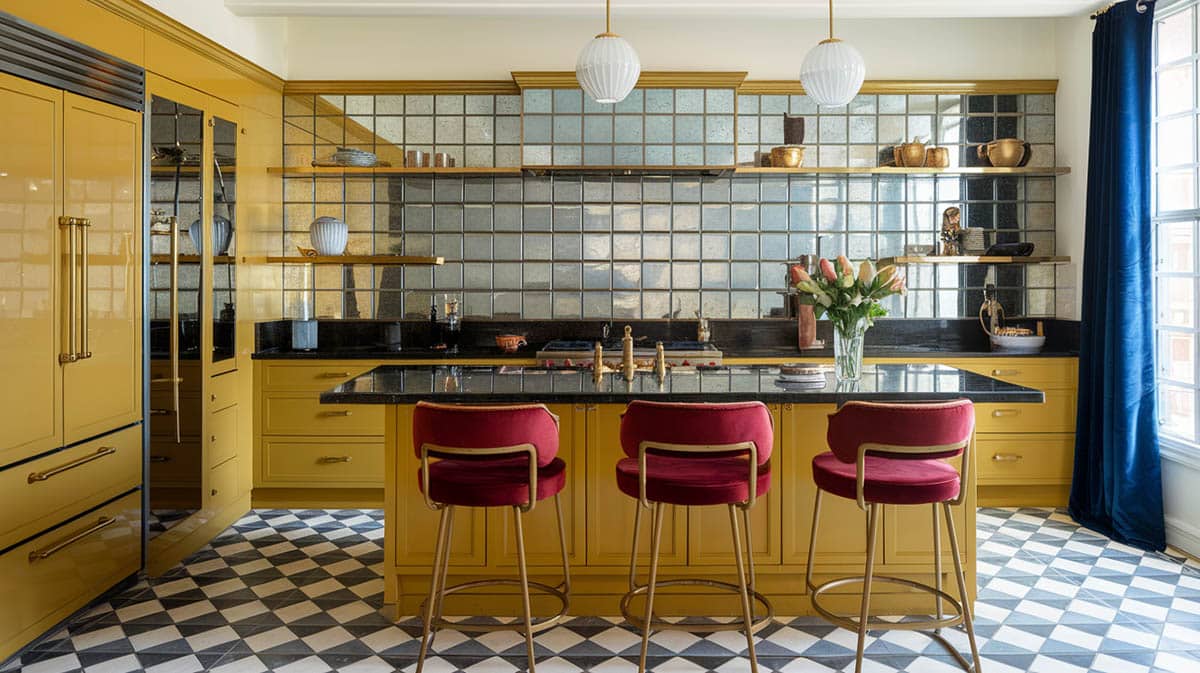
[
  {"xmin": 621, "ymin": 325, "xmax": 636, "ymax": 381},
  {"xmin": 592, "ymin": 341, "xmax": 604, "ymax": 385},
  {"xmin": 654, "ymin": 341, "xmax": 667, "ymax": 384}
]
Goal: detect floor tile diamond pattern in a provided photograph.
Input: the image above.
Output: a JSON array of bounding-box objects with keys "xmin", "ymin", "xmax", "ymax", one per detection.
[{"xmin": 3, "ymin": 508, "xmax": 1198, "ymax": 672}]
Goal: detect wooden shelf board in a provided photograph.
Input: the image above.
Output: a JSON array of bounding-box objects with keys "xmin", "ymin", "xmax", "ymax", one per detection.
[
  {"xmin": 268, "ymin": 166, "xmax": 523, "ymax": 177},
  {"xmin": 879, "ymin": 255, "xmax": 1071, "ymax": 265},
  {"xmin": 521, "ymin": 165, "xmax": 736, "ymax": 174},
  {"xmin": 734, "ymin": 166, "xmax": 1071, "ymax": 176},
  {"xmin": 150, "ymin": 254, "xmax": 234, "ymax": 264},
  {"xmin": 265, "ymin": 255, "xmax": 445, "ymax": 266}
]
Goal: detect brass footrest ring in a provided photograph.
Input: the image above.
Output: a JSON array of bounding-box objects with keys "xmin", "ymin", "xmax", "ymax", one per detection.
[
  {"xmin": 810, "ymin": 574, "xmax": 965, "ymax": 632},
  {"xmin": 619, "ymin": 578, "xmax": 775, "ymax": 634},
  {"xmin": 420, "ymin": 578, "xmax": 570, "ymax": 634}
]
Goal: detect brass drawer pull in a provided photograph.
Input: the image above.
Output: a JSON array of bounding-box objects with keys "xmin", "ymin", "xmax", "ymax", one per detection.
[
  {"xmin": 150, "ymin": 377, "xmax": 183, "ymax": 384},
  {"xmin": 318, "ymin": 455, "xmax": 353, "ymax": 464},
  {"xmin": 991, "ymin": 453, "xmax": 1024, "ymax": 462},
  {"xmin": 320, "ymin": 372, "xmax": 351, "ymax": 378},
  {"xmin": 322, "ymin": 410, "xmax": 353, "ymax": 417},
  {"xmin": 27, "ymin": 446, "xmax": 117, "ymax": 484},
  {"xmin": 149, "ymin": 455, "xmax": 171, "ymax": 463},
  {"xmin": 28, "ymin": 516, "xmax": 115, "ymax": 562},
  {"xmin": 991, "ymin": 409, "xmax": 1020, "ymax": 417},
  {"xmin": 991, "ymin": 369, "xmax": 1021, "ymax": 377},
  {"xmin": 149, "ymin": 408, "xmax": 173, "ymax": 416}
]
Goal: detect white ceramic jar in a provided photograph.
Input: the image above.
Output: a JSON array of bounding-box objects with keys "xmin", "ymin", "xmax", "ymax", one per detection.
[
  {"xmin": 189, "ymin": 215, "xmax": 233, "ymax": 255},
  {"xmin": 310, "ymin": 216, "xmax": 348, "ymax": 256}
]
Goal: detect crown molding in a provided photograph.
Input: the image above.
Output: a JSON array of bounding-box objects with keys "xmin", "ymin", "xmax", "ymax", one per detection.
[
  {"xmin": 285, "ymin": 80, "xmax": 520, "ymax": 95},
  {"xmin": 87, "ymin": 0, "xmax": 284, "ymax": 92},
  {"xmin": 511, "ymin": 71, "xmax": 748, "ymax": 90},
  {"xmin": 738, "ymin": 79, "xmax": 1059, "ymax": 95}
]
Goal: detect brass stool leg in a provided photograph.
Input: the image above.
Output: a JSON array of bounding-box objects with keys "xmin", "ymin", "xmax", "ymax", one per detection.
[
  {"xmin": 431, "ymin": 506, "xmax": 456, "ymax": 631},
  {"xmin": 513, "ymin": 505, "xmax": 537, "ymax": 673},
  {"xmin": 416, "ymin": 505, "xmax": 453, "ymax": 673},
  {"xmin": 742, "ymin": 506, "xmax": 756, "ymax": 592},
  {"xmin": 805, "ymin": 490, "xmax": 824, "ymax": 593},
  {"xmin": 628, "ymin": 502, "xmax": 644, "ymax": 592},
  {"xmin": 554, "ymin": 493, "xmax": 572, "ymax": 596},
  {"xmin": 933, "ymin": 503, "xmax": 944, "ymax": 631},
  {"xmin": 637, "ymin": 502, "xmax": 665, "ymax": 673},
  {"xmin": 855, "ymin": 503, "xmax": 880, "ymax": 673},
  {"xmin": 943, "ymin": 503, "xmax": 982, "ymax": 673},
  {"xmin": 728, "ymin": 505, "xmax": 760, "ymax": 673}
]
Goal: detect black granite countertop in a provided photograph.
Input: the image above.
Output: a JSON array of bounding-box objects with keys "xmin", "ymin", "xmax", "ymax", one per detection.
[
  {"xmin": 319, "ymin": 364, "xmax": 1044, "ymax": 405},
  {"xmin": 254, "ymin": 345, "xmax": 1076, "ymax": 360}
]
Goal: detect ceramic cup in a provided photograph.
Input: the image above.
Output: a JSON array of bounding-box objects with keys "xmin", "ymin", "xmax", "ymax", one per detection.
[{"xmin": 496, "ymin": 334, "xmax": 527, "ymax": 352}]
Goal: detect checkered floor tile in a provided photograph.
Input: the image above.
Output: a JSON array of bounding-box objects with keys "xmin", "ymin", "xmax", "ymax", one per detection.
[{"xmin": 3, "ymin": 508, "xmax": 1198, "ymax": 672}]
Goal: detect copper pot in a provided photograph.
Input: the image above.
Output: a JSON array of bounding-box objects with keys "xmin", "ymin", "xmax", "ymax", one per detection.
[
  {"xmin": 893, "ymin": 137, "xmax": 927, "ymax": 167},
  {"xmin": 770, "ymin": 145, "xmax": 805, "ymax": 168},
  {"xmin": 977, "ymin": 138, "xmax": 1030, "ymax": 167},
  {"xmin": 925, "ymin": 147, "xmax": 949, "ymax": 168}
]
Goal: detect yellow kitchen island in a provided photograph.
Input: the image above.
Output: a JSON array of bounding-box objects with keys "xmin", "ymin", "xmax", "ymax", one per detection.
[{"xmin": 319, "ymin": 363, "xmax": 1045, "ymax": 619}]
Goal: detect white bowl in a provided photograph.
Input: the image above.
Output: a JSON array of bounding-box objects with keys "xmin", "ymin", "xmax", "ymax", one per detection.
[{"xmin": 990, "ymin": 334, "xmax": 1046, "ymax": 353}]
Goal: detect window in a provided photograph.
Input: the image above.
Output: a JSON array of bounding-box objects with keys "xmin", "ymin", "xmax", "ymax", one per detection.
[{"xmin": 1155, "ymin": 1, "xmax": 1200, "ymax": 448}]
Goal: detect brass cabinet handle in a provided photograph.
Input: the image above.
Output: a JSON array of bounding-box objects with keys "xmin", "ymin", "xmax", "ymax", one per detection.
[
  {"xmin": 211, "ymin": 435, "xmax": 217, "ymax": 443},
  {"xmin": 320, "ymin": 372, "xmax": 351, "ymax": 378},
  {"xmin": 27, "ymin": 446, "xmax": 117, "ymax": 484},
  {"xmin": 991, "ymin": 409, "xmax": 1020, "ymax": 417},
  {"xmin": 59, "ymin": 217, "xmax": 78, "ymax": 364},
  {"xmin": 318, "ymin": 455, "xmax": 352, "ymax": 464},
  {"xmin": 149, "ymin": 408, "xmax": 173, "ymax": 416},
  {"xmin": 991, "ymin": 369, "xmax": 1021, "ymax": 377},
  {"xmin": 211, "ymin": 488, "xmax": 218, "ymax": 496},
  {"xmin": 28, "ymin": 516, "xmax": 115, "ymax": 562},
  {"xmin": 322, "ymin": 410, "xmax": 353, "ymax": 417},
  {"xmin": 991, "ymin": 453, "xmax": 1024, "ymax": 462},
  {"xmin": 149, "ymin": 455, "xmax": 171, "ymax": 463},
  {"xmin": 77, "ymin": 218, "xmax": 91, "ymax": 360},
  {"xmin": 150, "ymin": 377, "xmax": 183, "ymax": 384}
]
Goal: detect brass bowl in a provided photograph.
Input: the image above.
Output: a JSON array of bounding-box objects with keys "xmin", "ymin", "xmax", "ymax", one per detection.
[
  {"xmin": 978, "ymin": 138, "xmax": 1029, "ymax": 167},
  {"xmin": 925, "ymin": 147, "xmax": 949, "ymax": 168},
  {"xmin": 895, "ymin": 142, "xmax": 926, "ymax": 167},
  {"xmin": 770, "ymin": 145, "xmax": 805, "ymax": 168}
]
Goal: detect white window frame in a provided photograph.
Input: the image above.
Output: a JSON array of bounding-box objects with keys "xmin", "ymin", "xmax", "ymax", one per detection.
[{"xmin": 1154, "ymin": 0, "xmax": 1200, "ymax": 459}]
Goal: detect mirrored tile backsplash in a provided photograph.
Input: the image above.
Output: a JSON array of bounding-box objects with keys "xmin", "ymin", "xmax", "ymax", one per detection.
[{"xmin": 281, "ymin": 90, "xmax": 1058, "ymax": 321}]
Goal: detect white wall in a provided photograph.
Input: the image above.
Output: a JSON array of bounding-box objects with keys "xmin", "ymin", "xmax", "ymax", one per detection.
[
  {"xmin": 140, "ymin": 0, "xmax": 288, "ymax": 76},
  {"xmin": 284, "ymin": 15, "xmax": 1057, "ymax": 80},
  {"xmin": 1053, "ymin": 15, "xmax": 1093, "ymax": 321}
]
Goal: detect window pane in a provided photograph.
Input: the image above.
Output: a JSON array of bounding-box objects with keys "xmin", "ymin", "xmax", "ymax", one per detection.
[
  {"xmin": 1158, "ymin": 63, "xmax": 1195, "ymax": 117},
  {"xmin": 1157, "ymin": 115, "xmax": 1195, "ymax": 166},
  {"xmin": 1160, "ymin": 384, "xmax": 1196, "ymax": 441},
  {"xmin": 1159, "ymin": 276, "xmax": 1196, "ymax": 327},
  {"xmin": 1159, "ymin": 8, "xmax": 1194, "ymax": 64},
  {"xmin": 1159, "ymin": 219, "xmax": 1195, "ymax": 272},
  {"xmin": 1161, "ymin": 331, "xmax": 1196, "ymax": 383},
  {"xmin": 1158, "ymin": 168, "xmax": 1197, "ymax": 212}
]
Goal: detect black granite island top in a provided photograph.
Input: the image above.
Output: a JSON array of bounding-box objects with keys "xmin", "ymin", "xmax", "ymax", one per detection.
[{"xmin": 320, "ymin": 364, "xmax": 1044, "ymax": 405}]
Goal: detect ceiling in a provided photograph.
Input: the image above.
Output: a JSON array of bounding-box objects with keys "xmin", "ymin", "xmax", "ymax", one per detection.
[{"xmin": 225, "ymin": 0, "xmax": 1107, "ymax": 19}]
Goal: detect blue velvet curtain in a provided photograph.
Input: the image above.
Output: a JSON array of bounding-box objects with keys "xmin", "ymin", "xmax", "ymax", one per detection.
[{"xmin": 1071, "ymin": 0, "xmax": 1165, "ymax": 552}]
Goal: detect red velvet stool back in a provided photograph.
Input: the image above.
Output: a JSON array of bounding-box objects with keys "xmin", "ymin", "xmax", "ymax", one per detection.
[
  {"xmin": 620, "ymin": 400, "xmax": 774, "ymax": 464},
  {"xmin": 826, "ymin": 399, "xmax": 974, "ymax": 463},
  {"xmin": 412, "ymin": 401, "xmax": 560, "ymax": 465}
]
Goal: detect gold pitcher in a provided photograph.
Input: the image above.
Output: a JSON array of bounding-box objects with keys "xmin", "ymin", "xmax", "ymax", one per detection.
[
  {"xmin": 893, "ymin": 137, "xmax": 926, "ymax": 167},
  {"xmin": 976, "ymin": 138, "xmax": 1030, "ymax": 167}
]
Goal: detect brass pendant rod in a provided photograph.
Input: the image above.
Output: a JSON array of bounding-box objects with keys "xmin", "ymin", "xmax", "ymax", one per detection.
[
  {"xmin": 607, "ymin": 0, "xmax": 612, "ymax": 34},
  {"xmin": 828, "ymin": 0, "xmax": 834, "ymax": 40}
]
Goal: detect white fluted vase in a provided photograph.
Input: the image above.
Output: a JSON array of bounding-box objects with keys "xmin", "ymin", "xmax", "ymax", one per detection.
[{"xmin": 309, "ymin": 216, "xmax": 348, "ymax": 256}]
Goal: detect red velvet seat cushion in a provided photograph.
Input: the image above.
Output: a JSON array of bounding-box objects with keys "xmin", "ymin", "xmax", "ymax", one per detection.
[
  {"xmin": 616, "ymin": 455, "xmax": 771, "ymax": 506},
  {"xmin": 811, "ymin": 452, "xmax": 960, "ymax": 505},
  {"xmin": 418, "ymin": 456, "xmax": 567, "ymax": 508}
]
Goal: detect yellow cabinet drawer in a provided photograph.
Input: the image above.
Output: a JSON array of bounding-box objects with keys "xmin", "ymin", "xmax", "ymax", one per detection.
[
  {"xmin": 261, "ymin": 438, "xmax": 385, "ymax": 488},
  {"xmin": 0, "ymin": 491, "xmax": 141, "ymax": 661},
  {"xmin": 956, "ymin": 359, "xmax": 1077, "ymax": 389},
  {"xmin": 209, "ymin": 372, "xmax": 238, "ymax": 412},
  {"xmin": 976, "ymin": 390, "xmax": 1076, "ymax": 434},
  {"xmin": 261, "ymin": 363, "xmax": 376, "ymax": 391},
  {"xmin": 149, "ymin": 393, "xmax": 202, "ymax": 438},
  {"xmin": 262, "ymin": 394, "xmax": 384, "ymax": 436},
  {"xmin": 0, "ymin": 425, "xmax": 142, "ymax": 551},
  {"xmin": 976, "ymin": 434, "xmax": 1075, "ymax": 485},
  {"xmin": 208, "ymin": 405, "xmax": 238, "ymax": 469},
  {"xmin": 149, "ymin": 360, "xmax": 202, "ymax": 393},
  {"xmin": 149, "ymin": 439, "xmax": 202, "ymax": 486},
  {"xmin": 208, "ymin": 456, "xmax": 240, "ymax": 511}
]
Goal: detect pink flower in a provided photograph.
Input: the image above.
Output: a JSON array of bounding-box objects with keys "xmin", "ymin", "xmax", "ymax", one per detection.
[
  {"xmin": 819, "ymin": 258, "xmax": 837, "ymax": 282},
  {"xmin": 789, "ymin": 264, "xmax": 811, "ymax": 285},
  {"xmin": 836, "ymin": 255, "xmax": 854, "ymax": 278},
  {"xmin": 890, "ymin": 273, "xmax": 907, "ymax": 293}
]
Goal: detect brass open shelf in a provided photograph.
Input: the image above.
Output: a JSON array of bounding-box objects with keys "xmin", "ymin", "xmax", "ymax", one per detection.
[
  {"xmin": 879, "ymin": 255, "xmax": 1071, "ymax": 265},
  {"xmin": 734, "ymin": 166, "xmax": 1071, "ymax": 176},
  {"xmin": 150, "ymin": 254, "xmax": 235, "ymax": 264},
  {"xmin": 267, "ymin": 166, "xmax": 522, "ymax": 177},
  {"xmin": 265, "ymin": 255, "xmax": 445, "ymax": 266}
]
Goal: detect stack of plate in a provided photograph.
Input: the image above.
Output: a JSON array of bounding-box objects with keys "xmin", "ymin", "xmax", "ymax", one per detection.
[
  {"xmin": 777, "ymin": 363, "xmax": 827, "ymax": 387},
  {"xmin": 330, "ymin": 147, "xmax": 378, "ymax": 167}
]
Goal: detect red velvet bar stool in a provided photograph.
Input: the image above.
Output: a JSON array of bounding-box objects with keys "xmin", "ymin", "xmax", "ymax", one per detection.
[
  {"xmin": 806, "ymin": 400, "xmax": 982, "ymax": 673},
  {"xmin": 616, "ymin": 400, "xmax": 775, "ymax": 673},
  {"xmin": 412, "ymin": 401, "xmax": 571, "ymax": 673}
]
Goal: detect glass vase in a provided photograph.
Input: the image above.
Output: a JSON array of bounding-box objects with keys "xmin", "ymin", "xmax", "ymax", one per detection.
[{"xmin": 833, "ymin": 316, "xmax": 868, "ymax": 382}]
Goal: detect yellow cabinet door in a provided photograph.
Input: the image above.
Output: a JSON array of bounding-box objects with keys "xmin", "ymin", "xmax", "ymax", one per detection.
[
  {"xmin": 61, "ymin": 92, "xmax": 142, "ymax": 444},
  {"xmin": 687, "ymin": 404, "xmax": 783, "ymax": 566},
  {"xmin": 586, "ymin": 404, "xmax": 688, "ymax": 567},
  {"xmin": 489, "ymin": 404, "xmax": 587, "ymax": 568},
  {"xmin": 0, "ymin": 73, "xmax": 62, "ymax": 465},
  {"xmin": 780, "ymin": 403, "xmax": 875, "ymax": 569}
]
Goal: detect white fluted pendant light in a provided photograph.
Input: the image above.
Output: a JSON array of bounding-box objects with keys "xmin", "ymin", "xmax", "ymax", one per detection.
[
  {"xmin": 799, "ymin": 0, "xmax": 866, "ymax": 108},
  {"xmin": 576, "ymin": 0, "xmax": 641, "ymax": 104}
]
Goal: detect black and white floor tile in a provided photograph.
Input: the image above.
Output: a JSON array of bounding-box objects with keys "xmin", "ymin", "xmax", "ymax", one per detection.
[{"xmin": 3, "ymin": 508, "xmax": 1198, "ymax": 673}]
